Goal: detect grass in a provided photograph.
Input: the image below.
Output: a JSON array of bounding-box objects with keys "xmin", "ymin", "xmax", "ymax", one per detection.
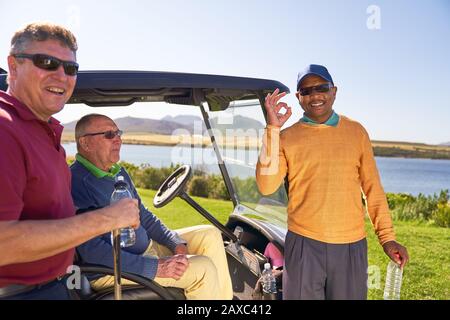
[
  {"xmin": 365, "ymin": 220, "xmax": 449, "ymax": 300},
  {"xmin": 137, "ymin": 188, "xmax": 450, "ymax": 300},
  {"xmin": 137, "ymin": 188, "xmax": 233, "ymax": 229}
]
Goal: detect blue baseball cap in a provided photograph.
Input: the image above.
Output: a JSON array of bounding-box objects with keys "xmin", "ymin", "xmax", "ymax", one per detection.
[{"xmin": 296, "ymin": 64, "xmax": 334, "ymax": 91}]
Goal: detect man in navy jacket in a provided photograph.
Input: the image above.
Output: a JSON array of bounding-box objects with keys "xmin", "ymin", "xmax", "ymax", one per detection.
[{"xmin": 71, "ymin": 114, "xmax": 232, "ymax": 300}]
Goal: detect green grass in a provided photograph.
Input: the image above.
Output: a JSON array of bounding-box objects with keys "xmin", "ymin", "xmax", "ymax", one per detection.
[
  {"xmin": 138, "ymin": 188, "xmax": 450, "ymax": 300},
  {"xmin": 137, "ymin": 188, "xmax": 233, "ymax": 229},
  {"xmin": 365, "ymin": 220, "xmax": 449, "ymax": 300}
]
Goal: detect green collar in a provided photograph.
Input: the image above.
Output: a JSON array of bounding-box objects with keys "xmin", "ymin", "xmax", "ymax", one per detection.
[
  {"xmin": 300, "ymin": 111, "xmax": 339, "ymax": 127},
  {"xmin": 75, "ymin": 153, "xmax": 122, "ymax": 178}
]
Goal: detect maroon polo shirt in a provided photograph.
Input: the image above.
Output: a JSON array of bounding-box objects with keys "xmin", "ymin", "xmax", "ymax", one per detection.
[{"xmin": 0, "ymin": 90, "xmax": 75, "ymax": 287}]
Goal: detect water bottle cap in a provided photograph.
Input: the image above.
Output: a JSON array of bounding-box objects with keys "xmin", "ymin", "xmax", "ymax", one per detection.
[
  {"xmin": 113, "ymin": 175, "xmax": 129, "ymax": 190},
  {"xmin": 264, "ymin": 262, "xmax": 271, "ymax": 270}
]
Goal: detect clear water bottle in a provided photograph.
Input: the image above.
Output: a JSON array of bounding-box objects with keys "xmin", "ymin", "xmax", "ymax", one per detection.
[
  {"xmin": 261, "ymin": 262, "xmax": 277, "ymax": 299},
  {"xmin": 110, "ymin": 176, "xmax": 136, "ymax": 248},
  {"xmin": 383, "ymin": 261, "xmax": 403, "ymax": 300}
]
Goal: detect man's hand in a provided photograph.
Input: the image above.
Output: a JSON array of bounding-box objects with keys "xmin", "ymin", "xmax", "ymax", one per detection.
[
  {"xmin": 382, "ymin": 241, "xmax": 409, "ymax": 269},
  {"xmin": 174, "ymin": 244, "xmax": 188, "ymax": 255},
  {"xmin": 156, "ymin": 254, "xmax": 189, "ymax": 280},
  {"xmin": 264, "ymin": 88, "xmax": 292, "ymax": 128},
  {"xmin": 104, "ymin": 198, "xmax": 140, "ymax": 230}
]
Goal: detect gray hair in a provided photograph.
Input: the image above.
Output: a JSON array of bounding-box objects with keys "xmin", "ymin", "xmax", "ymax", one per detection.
[
  {"xmin": 75, "ymin": 114, "xmax": 113, "ymax": 151},
  {"xmin": 7, "ymin": 22, "xmax": 78, "ymax": 85},
  {"xmin": 10, "ymin": 21, "xmax": 78, "ymax": 55}
]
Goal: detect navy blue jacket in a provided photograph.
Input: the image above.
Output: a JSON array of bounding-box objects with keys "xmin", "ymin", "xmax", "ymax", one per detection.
[{"xmin": 70, "ymin": 160, "xmax": 185, "ymax": 280}]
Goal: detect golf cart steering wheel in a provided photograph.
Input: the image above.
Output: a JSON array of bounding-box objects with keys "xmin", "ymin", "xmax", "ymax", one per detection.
[{"xmin": 153, "ymin": 165, "xmax": 192, "ymax": 208}]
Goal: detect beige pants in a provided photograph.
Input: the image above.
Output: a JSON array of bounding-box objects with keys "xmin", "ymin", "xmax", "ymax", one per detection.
[{"xmin": 91, "ymin": 225, "xmax": 233, "ymax": 300}]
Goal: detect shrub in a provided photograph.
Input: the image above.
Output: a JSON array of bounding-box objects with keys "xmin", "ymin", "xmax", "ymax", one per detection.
[
  {"xmin": 386, "ymin": 193, "xmax": 415, "ymax": 210},
  {"xmin": 432, "ymin": 204, "xmax": 450, "ymax": 228},
  {"xmin": 437, "ymin": 189, "xmax": 449, "ymax": 205},
  {"xmin": 119, "ymin": 161, "xmax": 140, "ymax": 183},
  {"xmin": 66, "ymin": 156, "xmax": 75, "ymax": 166},
  {"xmin": 207, "ymin": 175, "xmax": 230, "ymax": 200},
  {"xmin": 188, "ymin": 176, "xmax": 210, "ymax": 197},
  {"xmin": 386, "ymin": 190, "xmax": 449, "ymax": 227},
  {"xmin": 139, "ymin": 167, "xmax": 167, "ymax": 190}
]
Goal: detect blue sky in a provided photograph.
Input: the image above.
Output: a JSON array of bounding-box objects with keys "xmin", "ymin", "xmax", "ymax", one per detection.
[{"xmin": 1, "ymin": 0, "xmax": 449, "ymax": 144}]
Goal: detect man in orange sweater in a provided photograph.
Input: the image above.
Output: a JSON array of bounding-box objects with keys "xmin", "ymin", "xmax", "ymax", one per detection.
[{"xmin": 256, "ymin": 64, "xmax": 409, "ymax": 300}]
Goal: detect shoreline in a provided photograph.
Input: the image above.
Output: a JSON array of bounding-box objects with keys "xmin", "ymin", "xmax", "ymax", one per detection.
[
  {"xmin": 62, "ymin": 141, "xmax": 450, "ymax": 161},
  {"xmin": 61, "ymin": 135, "xmax": 450, "ymax": 161}
]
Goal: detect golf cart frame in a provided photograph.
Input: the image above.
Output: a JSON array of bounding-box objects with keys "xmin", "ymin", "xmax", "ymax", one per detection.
[{"xmin": 0, "ymin": 70, "xmax": 290, "ymax": 300}]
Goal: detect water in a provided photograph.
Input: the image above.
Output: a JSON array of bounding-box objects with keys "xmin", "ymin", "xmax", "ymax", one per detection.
[
  {"xmin": 383, "ymin": 261, "xmax": 403, "ymax": 300},
  {"xmin": 63, "ymin": 143, "xmax": 450, "ymax": 196},
  {"xmin": 261, "ymin": 263, "xmax": 277, "ymax": 295},
  {"xmin": 110, "ymin": 176, "xmax": 136, "ymax": 248},
  {"xmin": 375, "ymin": 157, "xmax": 450, "ymax": 196}
]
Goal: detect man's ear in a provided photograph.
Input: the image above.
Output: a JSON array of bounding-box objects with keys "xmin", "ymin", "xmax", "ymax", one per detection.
[
  {"xmin": 7, "ymin": 55, "xmax": 18, "ymax": 80},
  {"xmin": 79, "ymin": 137, "xmax": 89, "ymax": 151},
  {"xmin": 332, "ymin": 86, "xmax": 338, "ymax": 98}
]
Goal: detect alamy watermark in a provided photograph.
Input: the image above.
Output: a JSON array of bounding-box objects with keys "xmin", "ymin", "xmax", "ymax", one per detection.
[
  {"xmin": 65, "ymin": 265, "xmax": 81, "ymax": 290},
  {"xmin": 367, "ymin": 264, "xmax": 381, "ymax": 289},
  {"xmin": 167, "ymin": 117, "xmax": 282, "ymax": 176},
  {"xmin": 367, "ymin": 5, "xmax": 381, "ymax": 30},
  {"xmin": 67, "ymin": 4, "xmax": 81, "ymax": 32}
]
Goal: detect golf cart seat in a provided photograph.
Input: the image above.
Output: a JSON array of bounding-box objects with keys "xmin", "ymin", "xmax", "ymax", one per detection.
[{"xmin": 74, "ymin": 263, "xmax": 186, "ymax": 300}]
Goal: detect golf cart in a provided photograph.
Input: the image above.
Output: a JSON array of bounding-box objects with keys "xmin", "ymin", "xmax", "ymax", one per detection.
[{"xmin": 0, "ymin": 70, "xmax": 290, "ymax": 300}]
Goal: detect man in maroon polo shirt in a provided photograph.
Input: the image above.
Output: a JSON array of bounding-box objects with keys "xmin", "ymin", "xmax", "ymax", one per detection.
[{"xmin": 0, "ymin": 22, "xmax": 140, "ymax": 300}]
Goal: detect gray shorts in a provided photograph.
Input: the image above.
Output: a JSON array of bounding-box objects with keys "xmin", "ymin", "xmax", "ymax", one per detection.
[{"xmin": 283, "ymin": 231, "xmax": 368, "ymax": 300}]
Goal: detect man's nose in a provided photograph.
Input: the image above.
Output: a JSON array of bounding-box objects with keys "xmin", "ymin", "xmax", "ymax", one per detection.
[
  {"xmin": 309, "ymin": 88, "xmax": 324, "ymax": 98},
  {"xmin": 113, "ymin": 134, "xmax": 122, "ymax": 143},
  {"xmin": 50, "ymin": 64, "xmax": 67, "ymax": 80}
]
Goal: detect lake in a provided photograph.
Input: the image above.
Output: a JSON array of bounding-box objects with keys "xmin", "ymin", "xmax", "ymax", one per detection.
[{"xmin": 63, "ymin": 143, "xmax": 450, "ymax": 196}]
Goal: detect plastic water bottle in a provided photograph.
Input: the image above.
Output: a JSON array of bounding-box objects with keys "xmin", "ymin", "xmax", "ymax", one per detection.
[
  {"xmin": 261, "ymin": 262, "xmax": 277, "ymax": 299},
  {"xmin": 383, "ymin": 261, "xmax": 403, "ymax": 300},
  {"xmin": 110, "ymin": 176, "xmax": 136, "ymax": 248}
]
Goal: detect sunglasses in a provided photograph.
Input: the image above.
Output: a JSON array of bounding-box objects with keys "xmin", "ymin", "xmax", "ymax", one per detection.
[
  {"xmin": 298, "ymin": 83, "xmax": 333, "ymax": 96},
  {"xmin": 82, "ymin": 130, "xmax": 123, "ymax": 139},
  {"xmin": 13, "ymin": 53, "xmax": 79, "ymax": 76}
]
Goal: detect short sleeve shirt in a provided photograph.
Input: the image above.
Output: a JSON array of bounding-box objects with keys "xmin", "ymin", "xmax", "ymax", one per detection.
[{"xmin": 0, "ymin": 91, "xmax": 75, "ymax": 287}]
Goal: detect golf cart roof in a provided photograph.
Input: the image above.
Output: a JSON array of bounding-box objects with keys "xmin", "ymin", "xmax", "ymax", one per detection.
[{"xmin": 0, "ymin": 70, "xmax": 289, "ymax": 110}]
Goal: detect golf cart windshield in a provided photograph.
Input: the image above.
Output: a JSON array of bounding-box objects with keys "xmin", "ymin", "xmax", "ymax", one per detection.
[{"xmin": 206, "ymin": 100, "xmax": 288, "ymax": 229}]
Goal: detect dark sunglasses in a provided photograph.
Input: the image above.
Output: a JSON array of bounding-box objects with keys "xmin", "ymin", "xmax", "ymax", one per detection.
[
  {"xmin": 298, "ymin": 83, "xmax": 333, "ymax": 96},
  {"xmin": 83, "ymin": 130, "xmax": 123, "ymax": 139},
  {"xmin": 13, "ymin": 53, "xmax": 79, "ymax": 76}
]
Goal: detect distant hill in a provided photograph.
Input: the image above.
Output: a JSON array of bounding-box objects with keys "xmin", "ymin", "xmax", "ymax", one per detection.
[
  {"xmin": 63, "ymin": 116, "xmax": 196, "ymax": 135},
  {"xmin": 162, "ymin": 115, "xmax": 206, "ymax": 132},
  {"xmin": 439, "ymin": 141, "xmax": 450, "ymax": 146},
  {"xmin": 62, "ymin": 120, "xmax": 77, "ymax": 131},
  {"xmin": 210, "ymin": 115, "xmax": 265, "ymax": 131},
  {"xmin": 162, "ymin": 115, "xmax": 203, "ymax": 126},
  {"xmin": 63, "ymin": 114, "xmax": 266, "ymax": 135}
]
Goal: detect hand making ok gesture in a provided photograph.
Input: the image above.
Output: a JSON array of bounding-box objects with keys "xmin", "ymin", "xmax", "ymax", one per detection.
[{"xmin": 264, "ymin": 88, "xmax": 292, "ymax": 128}]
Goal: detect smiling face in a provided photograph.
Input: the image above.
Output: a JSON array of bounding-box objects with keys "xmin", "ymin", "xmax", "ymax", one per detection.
[
  {"xmin": 295, "ymin": 74, "xmax": 337, "ymax": 124},
  {"xmin": 7, "ymin": 39, "xmax": 77, "ymax": 121},
  {"xmin": 78, "ymin": 116, "xmax": 122, "ymax": 172}
]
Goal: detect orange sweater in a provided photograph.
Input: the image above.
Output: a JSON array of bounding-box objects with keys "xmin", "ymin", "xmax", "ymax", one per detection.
[{"xmin": 256, "ymin": 116, "xmax": 395, "ymax": 245}]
